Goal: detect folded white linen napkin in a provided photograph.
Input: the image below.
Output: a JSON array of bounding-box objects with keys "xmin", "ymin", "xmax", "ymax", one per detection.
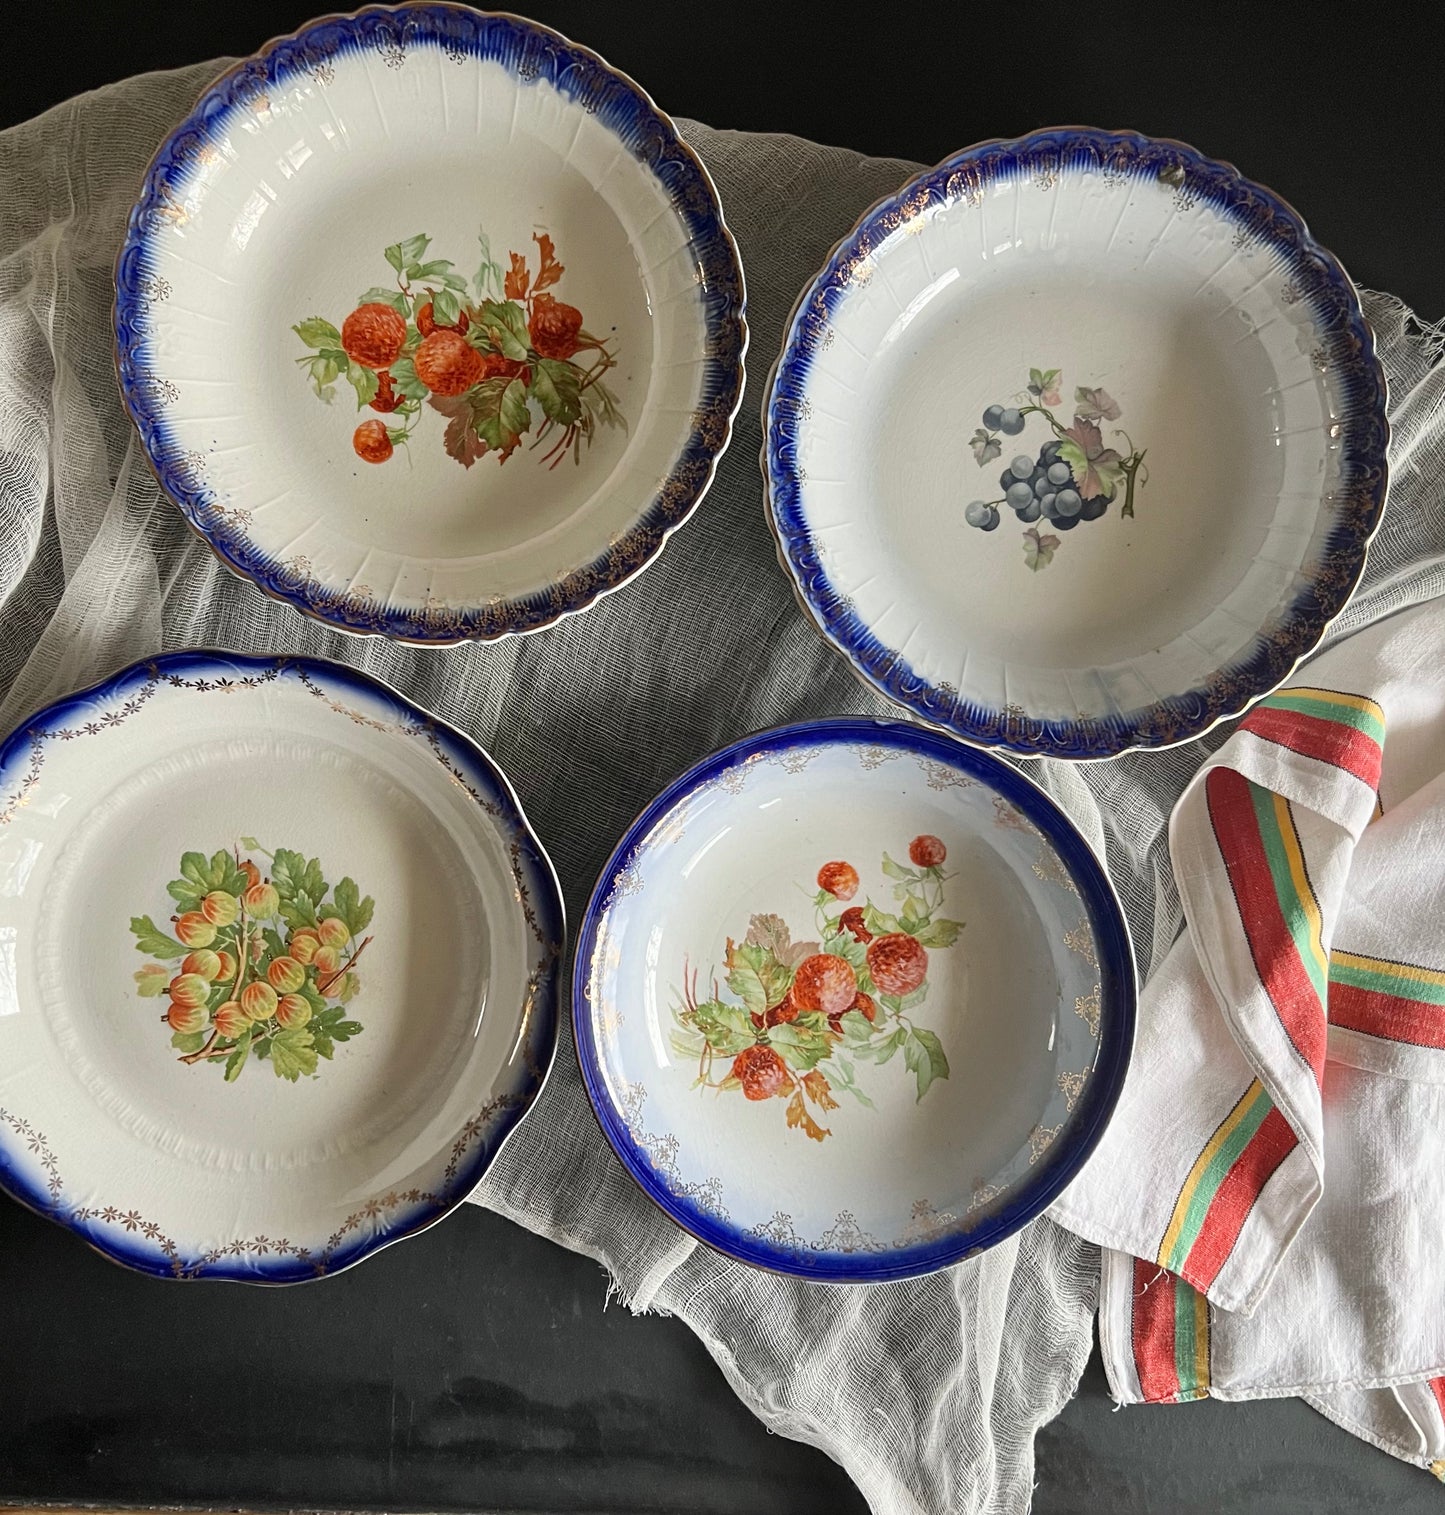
[{"xmin": 1052, "ymin": 597, "xmax": 1445, "ymax": 1478}]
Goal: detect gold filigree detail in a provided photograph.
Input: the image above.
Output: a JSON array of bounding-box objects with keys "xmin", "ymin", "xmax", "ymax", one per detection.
[
  {"xmin": 993, "ymin": 796, "xmax": 1035, "ymax": 834},
  {"xmin": 1057, "ymin": 1069, "xmax": 1088, "ymax": 1113},
  {"xmin": 856, "ymin": 744, "xmax": 901, "ymax": 771},
  {"xmin": 1074, "ymin": 985, "xmax": 1101, "ymax": 1038},
  {"xmin": 1062, "ymin": 922, "xmax": 1097, "ymax": 968},
  {"xmin": 1028, "ymin": 1124, "xmax": 1061, "ymax": 1165},
  {"xmin": 920, "ymin": 758, "xmax": 976, "ymax": 791},
  {"xmin": 899, "ymin": 1198, "xmax": 959, "ymax": 1244},
  {"xmin": 1032, "ymin": 846, "xmax": 1079, "ymax": 894}
]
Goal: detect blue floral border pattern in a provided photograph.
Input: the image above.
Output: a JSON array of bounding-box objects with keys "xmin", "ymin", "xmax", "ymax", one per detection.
[
  {"xmin": 763, "ymin": 128, "xmax": 1389, "ymax": 759},
  {"xmin": 0, "ymin": 651, "xmax": 565, "ymax": 1282},
  {"xmin": 573, "ymin": 717, "xmax": 1137, "ymax": 1284},
  {"xmin": 114, "ymin": 6, "xmax": 747, "ymax": 645}
]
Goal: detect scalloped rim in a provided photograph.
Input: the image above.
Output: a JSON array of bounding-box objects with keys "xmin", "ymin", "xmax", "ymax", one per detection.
[
  {"xmin": 0, "ymin": 649, "xmax": 565, "ymax": 1283},
  {"xmin": 762, "ymin": 126, "xmax": 1390, "ymax": 761},
  {"xmin": 572, "ymin": 716, "xmax": 1138, "ymax": 1284},
  {"xmin": 114, "ymin": 4, "xmax": 748, "ymax": 646}
]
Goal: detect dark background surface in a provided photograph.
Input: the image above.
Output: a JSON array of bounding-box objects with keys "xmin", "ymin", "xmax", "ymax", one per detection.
[{"xmin": 3, "ymin": 4, "xmax": 1443, "ymax": 1513}]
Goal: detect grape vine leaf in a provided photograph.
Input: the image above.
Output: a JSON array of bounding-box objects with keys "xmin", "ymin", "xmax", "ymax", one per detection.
[
  {"xmin": 1058, "ymin": 415, "xmax": 1125, "ymax": 498},
  {"xmin": 903, "ymin": 1026, "xmax": 950, "ymax": 1102},
  {"xmin": 1074, "ymin": 385, "xmax": 1121, "ymax": 422},
  {"xmin": 471, "ymin": 375, "xmax": 531, "ymax": 460},
  {"xmin": 531, "ymin": 358, "xmax": 582, "ymax": 427},
  {"xmin": 969, "ymin": 427, "xmax": 1002, "ymax": 466},
  {"xmin": 1028, "ymin": 367, "xmax": 1063, "ymax": 405},
  {"xmin": 785, "ymin": 1089, "xmax": 829, "ymax": 1141},
  {"xmin": 1022, "ymin": 526, "xmax": 1061, "ymax": 572},
  {"xmin": 429, "ymin": 390, "xmax": 491, "ymax": 468},
  {"xmin": 270, "ymin": 1027, "xmax": 318, "ymax": 1082},
  {"xmin": 131, "ymin": 915, "xmax": 184, "ymax": 959},
  {"xmin": 134, "ymin": 964, "xmax": 169, "ymax": 996},
  {"xmin": 224, "ymin": 1029, "xmax": 252, "ymax": 1083},
  {"xmin": 532, "ymin": 232, "xmax": 564, "ymax": 293}
]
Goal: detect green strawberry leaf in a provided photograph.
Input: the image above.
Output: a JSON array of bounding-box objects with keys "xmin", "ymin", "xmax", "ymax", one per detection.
[
  {"xmin": 347, "ymin": 364, "xmax": 380, "ymax": 409},
  {"xmin": 767, "ymin": 1019, "xmax": 832, "ymax": 1071},
  {"xmin": 532, "ymin": 358, "xmax": 582, "ymax": 426},
  {"xmin": 837, "ymin": 1009, "xmax": 875, "ymax": 1045},
  {"xmin": 825, "ymin": 932, "xmax": 867, "ymax": 972},
  {"xmin": 389, "ymin": 356, "xmax": 428, "ymax": 403},
  {"xmin": 224, "ymin": 1029, "xmax": 252, "ymax": 1082},
  {"xmin": 862, "ymin": 904, "xmax": 903, "ymax": 937},
  {"xmin": 903, "ymin": 1026, "xmax": 949, "ymax": 1102},
  {"xmin": 131, "ymin": 915, "xmax": 185, "ymax": 959},
  {"xmin": 474, "ymin": 299, "xmax": 530, "ymax": 361},
  {"xmin": 471, "ymin": 375, "xmax": 531, "ymax": 458},
  {"xmin": 270, "ymin": 1027, "xmax": 318, "ymax": 1082},
  {"xmin": 691, "ymin": 998, "xmax": 755, "ymax": 1056},
  {"xmin": 430, "ymin": 288, "xmax": 462, "ymax": 328},
  {"xmin": 410, "ymin": 258, "xmax": 454, "ymax": 281},
  {"xmin": 293, "ymin": 316, "xmax": 340, "ymax": 349},
  {"xmin": 358, "ymin": 286, "xmax": 409, "ymax": 314},
  {"xmin": 881, "ymin": 852, "xmax": 913, "ymax": 881},
  {"xmin": 473, "ymin": 229, "xmax": 505, "ymax": 300},
  {"xmin": 913, "ymin": 918, "xmax": 963, "ymax": 948}
]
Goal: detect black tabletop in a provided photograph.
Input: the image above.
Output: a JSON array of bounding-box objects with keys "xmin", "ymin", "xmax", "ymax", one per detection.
[{"xmin": 3, "ymin": 5, "xmax": 1443, "ymax": 1513}]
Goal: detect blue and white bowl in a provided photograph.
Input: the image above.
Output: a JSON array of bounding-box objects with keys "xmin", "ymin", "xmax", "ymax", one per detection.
[
  {"xmin": 575, "ymin": 719, "xmax": 1135, "ymax": 1283},
  {"xmin": 764, "ymin": 129, "xmax": 1387, "ymax": 759},
  {"xmin": 115, "ymin": 6, "xmax": 746, "ymax": 643},
  {"xmin": 0, "ymin": 652, "xmax": 562, "ymax": 1281}
]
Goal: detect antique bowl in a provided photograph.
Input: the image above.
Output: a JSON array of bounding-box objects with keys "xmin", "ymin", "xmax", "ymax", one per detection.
[
  {"xmin": 763, "ymin": 128, "xmax": 1388, "ymax": 759},
  {"xmin": 574, "ymin": 718, "xmax": 1135, "ymax": 1282},
  {"xmin": 115, "ymin": 5, "xmax": 746, "ymax": 643},
  {"xmin": 0, "ymin": 652, "xmax": 562, "ymax": 1280}
]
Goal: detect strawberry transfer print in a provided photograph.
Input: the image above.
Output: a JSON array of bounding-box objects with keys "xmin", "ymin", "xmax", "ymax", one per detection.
[
  {"xmin": 293, "ymin": 228, "xmax": 625, "ymax": 471},
  {"xmin": 132, "ymin": 840, "xmax": 373, "ymax": 1083},
  {"xmin": 670, "ymin": 836, "xmax": 963, "ymax": 1141}
]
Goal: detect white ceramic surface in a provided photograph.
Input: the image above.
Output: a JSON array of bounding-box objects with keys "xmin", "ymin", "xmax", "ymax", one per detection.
[
  {"xmin": 0, "ymin": 653, "xmax": 561, "ymax": 1280},
  {"xmin": 576, "ymin": 720, "xmax": 1135, "ymax": 1282},
  {"xmin": 116, "ymin": 7, "xmax": 746, "ymax": 642},
  {"xmin": 765, "ymin": 131, "xmax": 1387, "ymax": 758}
]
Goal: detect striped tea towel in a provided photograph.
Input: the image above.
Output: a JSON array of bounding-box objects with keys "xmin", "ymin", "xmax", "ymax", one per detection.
[{"xmin": 1051, "ymin": 597, "xmax": 1445, "ymax": 1479}]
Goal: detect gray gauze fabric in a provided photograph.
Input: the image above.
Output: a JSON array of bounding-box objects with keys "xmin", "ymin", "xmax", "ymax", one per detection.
[{"xmin": 2, "ymin": 57, "xmax": 1442, "ymax": 1515}]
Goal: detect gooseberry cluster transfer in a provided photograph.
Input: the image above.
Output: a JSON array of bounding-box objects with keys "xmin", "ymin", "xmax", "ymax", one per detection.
[{"xmin": 131, "ymin": 842, "xmax": 374, "ymax": 1083}]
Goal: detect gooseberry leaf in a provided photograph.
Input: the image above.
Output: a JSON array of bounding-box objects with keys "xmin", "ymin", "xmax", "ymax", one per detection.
[
  {"xmin": 969, "ymin": 427, "xmax": 1002, "ymax": 466},
  {"xmin": 166, "ymin": 878, "xmax": 201, "ymax": 909},
  {"xmin": 170, "ymin": 1030, "xmax": 206, "ymax": 1053},
  {"xmin": 270, "ymin": 1027, "xmax": 318, "ymax": 1082},
  {"xmin": 131, "ymin": 915, "xmax": 184, "ymax": 958},
  {"xmin": 134, "ymin": 964, "xmax": 169, "ymax": 997},
  {"xmin": 224, "ymin": 1029, "xmax": 251, "ymax": 1083},
  {"xmin": 330, "ymin": 877, "xmax": 374, "ymax": 936}
]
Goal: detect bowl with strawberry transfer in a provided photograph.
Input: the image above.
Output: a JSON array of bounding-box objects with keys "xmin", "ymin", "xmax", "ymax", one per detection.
[
  {"xmin": 574, "ymin": 717, "xmax": 1135, "ymax": 1283},
  {"xmin": 115, "ymin": 5, "xmax": 746, "ymax": 643}
]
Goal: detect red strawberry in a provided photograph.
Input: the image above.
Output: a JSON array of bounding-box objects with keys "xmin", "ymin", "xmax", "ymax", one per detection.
[
  {"xmin": 867, "ymin": 933, "xmax": 928, "ymax": 996},
  {"xmin": 732, "ymin": 1044, "xmax": 789, "ymax": 1101},
  {"xmin": 369, "ymin": 370, "xmax": 401, "ymax": 413},
  {"xmin": 764, "ymin": 991, "xmax": 799, "ymax": 1027},
  {"xmin": 341, "ymin": 303, "xmax": 407, "ymax": 370},
  {"xmin": 791, "ymin": 953, "xmax": 857, "ymax": 1017},
  {"xmin": 838, "ymin": 906, "xmax": 872, "ymax": 943},
  {"xmin": 353, "ymin": 419, "xmax": 393, "ymax": 463},
  {"xmin": 414, "ymin": 330, "xmax": 483, "ymax": 396},
  {"xmin": 528, "ymin": 291, "xmax": 583, "ymax": 359},
  {"xmin": 828, "ymin": 990, "xmax": 877, "ymax": 1038},
  {"xmin": 816, "ymin": 861, "xmax": 859, "ymax": 900},
  {"xmin": 909, "ymin": 834, "xmax": 947, "ymax": 868},
  {"xmin": 416, "ymin": 299, "xmax": 471, "ymax": 338}
]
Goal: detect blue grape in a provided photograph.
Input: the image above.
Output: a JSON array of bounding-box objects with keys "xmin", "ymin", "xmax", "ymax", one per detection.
[
  {"xmin": 1039, "ymin": 491, "xmax": 1057, "ymax": 514},
  {"xmin": 982, "ymin": 403, "xmax": 1004, "ymax": 429},
  {"xmin": 1005, "ymin": 481, "xmax": 1034, "ymax": 509},
  {"xmin": 978, "ymin": 507, "xmax": 1001, "ymax": 531},
  {"xmin": 1016, "ymin": 499, "xmax": 1042, "ymax": 523},
  {"xmin": 1047, "ymin": 461, "xmax": 1071, "ymax": 486},
  {"xmin": 964, "ymin": 500, "xmax": 993, "ymax": 528},
  {"xmin": 1040, "ymin": 439, "xmax": 1063, "ymax": 463},
  {"xmin": 998, "ymin": 407, "xmax": 1024, "ymax": 435},
  {"xmin": 1033, "ymin": 472, "xmax": 1052, "ymax": 496},
  {"xmin": 998, "ymin": 468, "xmax": 1016, "ymax": 493},
  {"xmin": 1080, "ymin": 494, "xmax": 1109, "ymax": 521},
  {"xmin": 1054, "ymin": 488, "xmax": 1082, "ymax": 517},
  {"xmin": 1009, "ymin": 454, "xmax": 1033, "ymax": 480},
  {"xmin": 1054, "ymin": 513, "xmax": 1079, "ymax": 531}
]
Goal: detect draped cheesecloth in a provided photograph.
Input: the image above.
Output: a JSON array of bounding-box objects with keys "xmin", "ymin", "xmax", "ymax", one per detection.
[{"xmin": 1, "ymin": 59, "xmax": 1441, "ymax": 1513}]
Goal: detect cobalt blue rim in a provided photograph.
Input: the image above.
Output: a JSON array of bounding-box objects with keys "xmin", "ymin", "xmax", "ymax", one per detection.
[
  {"xmin": 573, "ymin": 716, "xmax": 1137, "ymax": 1284},
  {"xmin": 114, "ymin": 4, "xmax": 747, "ymax": 646},
  {"xmin": 763, "ymin": 127, "xmax": 1390, "ymax": 761},
  {"xmin": 0, "ymin": 649, "xmax": 564, "ymax": 1283}
]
